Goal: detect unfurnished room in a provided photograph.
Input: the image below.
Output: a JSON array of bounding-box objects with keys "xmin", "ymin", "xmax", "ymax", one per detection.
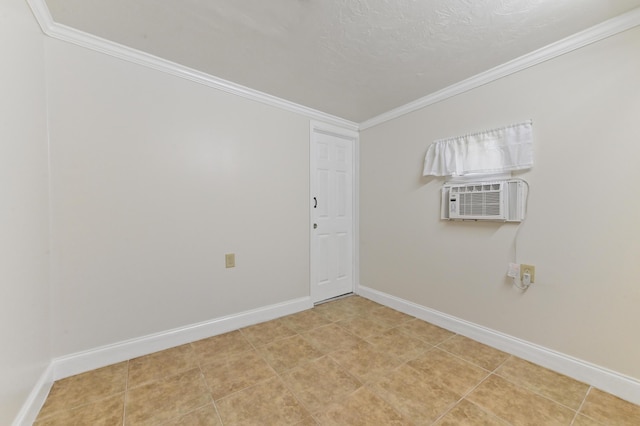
[{"xmin": 2, "ymin": 0, "xmax": 640, "ymax": 425}]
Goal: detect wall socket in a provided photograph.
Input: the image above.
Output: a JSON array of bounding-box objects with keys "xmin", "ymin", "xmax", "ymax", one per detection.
[
  {"xmin": 225, "ymin": 253, "xmax": 235, "ymax": 268},
  {"xmin": 520, "ymin": 264, "xmax": 535, "ymax": 283}
]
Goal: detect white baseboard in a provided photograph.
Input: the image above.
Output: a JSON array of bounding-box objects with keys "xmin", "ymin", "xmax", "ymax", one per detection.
[
  {"xmin": 12, "ymin": 364, "xmax": 54, "ymax": 426},
  {"xmin": 14, "ymin": 296, "xmax": 311, "ymax": 425},
  {"xmin": 52, "ymin": 296, "xmax": 312, "ymax": 381},
  {"xmin": 18, "ymin": 288, "xmax": 640, "ymax": 423},
  {"xmin": 357, "ymin": 285, "xmax": 640, "ymax": 406}
]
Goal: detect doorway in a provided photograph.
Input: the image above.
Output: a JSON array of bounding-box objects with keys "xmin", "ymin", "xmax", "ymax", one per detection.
[{"xmin": 310, "ymin": 122, "xmax": 358, "ymax": 303}]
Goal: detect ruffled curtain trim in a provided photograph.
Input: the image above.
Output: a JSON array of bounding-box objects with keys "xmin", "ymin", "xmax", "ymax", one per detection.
[{"xmin": 423, "ymin": 120, "xmax": 533, "ymax": 177}]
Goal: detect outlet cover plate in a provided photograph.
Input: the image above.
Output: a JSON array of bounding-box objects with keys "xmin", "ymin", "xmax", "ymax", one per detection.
[
  {"xmin": 225, "ymin": 253, "xmax": 235, "ymax": 268},
  {"xmin": 520, "ymin": 264, "xmax": 535, "ymax": 283}
]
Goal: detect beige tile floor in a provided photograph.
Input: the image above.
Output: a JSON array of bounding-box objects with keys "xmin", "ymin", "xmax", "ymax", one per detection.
[{"xmin": 35, "ymin": 296, "xmax": 640, "ymax": 425}]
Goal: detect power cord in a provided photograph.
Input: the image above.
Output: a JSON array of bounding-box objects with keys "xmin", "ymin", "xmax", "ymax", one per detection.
[{"xmin": 510, "ymin": 178, "xmax": 530, "ymax": 290}]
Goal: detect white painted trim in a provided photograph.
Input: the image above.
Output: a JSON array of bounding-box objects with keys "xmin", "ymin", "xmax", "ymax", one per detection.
[
  {"xmin": 353, "ymin": 137, "xmax": 361, "ymax": 295},
  {"xmin": 309, "ymin": 121, "xmax": 359, "ymax": 303},
  {"xmin": 12, "ymin": 297, "xmax": 309, "ymax": 423},
  {"xmin": 25, "ymin": 1, "xmax": 358, "ymax": 132},
  {"xmin": 310, "ymin": 121, "xmax": 359, "ymax": 140},
  {"xmin": 360, "ymin": 7, "xmax": 640, "ymax": 130},
  {"xmin": 357, "ymin": 285, "xmax": 640, "ymax": 406},
  {"xmin": 52, "ymin": 296, "xmax": 311, "ymax": 381},
  {"xmin": 26, "ymin": 0, "xmax": 640, "ymax": 131},
  {"xmin": 12, "ymin": 364, "xmax": 54, "ymax": 426},
  {"xmin": 13, "ymin": 297, "xmax": 310, "ymax": 424}
]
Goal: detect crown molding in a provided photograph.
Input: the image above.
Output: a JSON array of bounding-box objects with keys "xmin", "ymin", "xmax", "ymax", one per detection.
[
  {"xmin": 24, "ymin": 1, "xmax": 640, "ymax": 137},
  {"xmin": 360, "ymin": 7, "xmax": 640, "ymax": 130},
  {"xmin": 25, "ymin": 0, "xmax": 359, "ymax": 132}
]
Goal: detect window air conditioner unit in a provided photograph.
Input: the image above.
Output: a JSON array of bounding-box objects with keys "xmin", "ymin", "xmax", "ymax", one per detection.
[{"xmin": 441, "ymin": 180, "xmax": 526, "ymax": 222}]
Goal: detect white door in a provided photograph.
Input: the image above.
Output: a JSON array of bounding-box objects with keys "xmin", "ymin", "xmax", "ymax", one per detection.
[{"xmin": 310, "ymin": 124, "xmax": 355, "ymax": 303}]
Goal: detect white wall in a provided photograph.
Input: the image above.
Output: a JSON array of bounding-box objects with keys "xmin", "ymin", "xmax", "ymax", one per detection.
[
  {"xmin": 0, "ymin": 1, "xmax": 51, "ymax": 424},
  {"xmin": 360, "ymin": 27, "xmax": 640, "ymax": 380},
  {"xmin": 5, "ymin": 0, "xmax": 637, "ymax": 419},
  {"xmin": 45, "ymin": 39, "xmax": 311, "ymax": 356}
]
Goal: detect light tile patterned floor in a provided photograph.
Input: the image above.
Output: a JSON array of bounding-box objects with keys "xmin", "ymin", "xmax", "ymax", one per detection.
[{"xmin": 35, "ymin": 296, "xmax": 640, "ymax": 425}]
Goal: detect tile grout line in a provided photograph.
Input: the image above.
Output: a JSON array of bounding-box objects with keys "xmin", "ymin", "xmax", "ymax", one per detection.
[
  {"xmin": 201, "ymin": 340, "xmax": 277, "ymax": 406},
  {"xmin": 432, "ymin": 343, "xmax": 504, "ymax": 375},
  {"xmin": 430, "ymin": 354, "xmax": 517, "ymax": 425},
  {"xmin": 425, "ymin": 361, "xmax": 499, "ymax": 425},
  {"xmin": 240, "ymin": 318, "xmax": 298, "ymax": 349},
  {"xmin": 38, "ymin": 365, "xmax": 133, "ymax": 423},
  {"xmin": 122, "ymin": 359, "xmax": 129, "ymax": 426},
  {"xmin": 433, "ymin": 333, "xmax": 460, "ymax": 348},
  {"xmin": 490, "ymin": 361, "xmax": 589, "ymax": 417},
  {"xmin": 317, "ymin": 300, "xmax": 454, "ymax": 423},
  {"xmin": 569, "ymin": 386, "xmax": 594, "ymax": 426},
  {"xmin": 274, "ymin": 306, "xmax": 365, "ymax": 422},
  {"xmin": 234, "ymin": 306, "xmax": 362, "ymax": 424},
  {"xmin": 205, "ymin": 305, "xmax": 379, "ymax": 419},
  {"xmin": 43, "ymin": 296, "xmax": 637, "ymax": 425},
  {"xmin": 195, "ymin": 354, "xmax": 225, "ymax": 426},
  {"xmin": 220, "ymin": 323, "xmax": 322, "ymax": 418},
  {"xmin": 130, "ymin": 352, "xmax": 215, "ymax": 425},
  {"xmin": 352, "ymin": 364, "xmax": 412, "ymax": 423},
  {"xmin": 492, "ymin": 353, "xmax": 513, "ymax": 372},
  {"xmin": 390, "ymin": 321, "xmax": 456, "ymax": 347},
  {"xmin": 363, "ymin": 360, "xmax": 431, "ymax": 424},
  {"xmin": 302, "ymin": 300, "xmax": 394, "ymax": 422},
  {"xmin": 274, "ymin": 356, "xmax": 322, "ymax": 423}
]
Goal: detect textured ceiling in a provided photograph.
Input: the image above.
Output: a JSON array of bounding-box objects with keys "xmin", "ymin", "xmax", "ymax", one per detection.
[{"xmin": 44, "ymin": 0, "xmax": 640, "ymax": 123}]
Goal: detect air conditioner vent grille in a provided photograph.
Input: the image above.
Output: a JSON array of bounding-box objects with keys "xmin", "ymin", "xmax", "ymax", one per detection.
[
  {"xmin": 441, "ymin": 179, "xmax": 526, "ymax": 222},
  {"xmin": 458, "ymin": 190, "xmax": 501, "ymax": 217}
]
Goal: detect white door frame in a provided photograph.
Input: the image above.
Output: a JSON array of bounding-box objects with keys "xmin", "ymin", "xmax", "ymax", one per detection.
[{"xmin": 309, "ymin": 121, "xmax": 359, "ymax": 303}]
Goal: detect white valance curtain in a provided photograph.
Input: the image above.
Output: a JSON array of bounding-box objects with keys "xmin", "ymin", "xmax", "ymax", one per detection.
[{"xmin": 423, "ymin": 120, "xmax": 533, "ymax": 177}]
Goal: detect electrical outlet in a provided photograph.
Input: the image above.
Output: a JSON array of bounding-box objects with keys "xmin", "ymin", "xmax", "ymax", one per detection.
[
  {"xmin": 520, "ymin": 264, "xmax": 535, "ymax": 283},
  {"xmin": 225, "ymin": 253, "xmax": 235, "ymax": 268}
]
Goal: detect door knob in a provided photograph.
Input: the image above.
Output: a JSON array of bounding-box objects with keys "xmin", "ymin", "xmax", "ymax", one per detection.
[{"xmin": 313, "ymin": 223, "xmax": 318, "ymax": 229}]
